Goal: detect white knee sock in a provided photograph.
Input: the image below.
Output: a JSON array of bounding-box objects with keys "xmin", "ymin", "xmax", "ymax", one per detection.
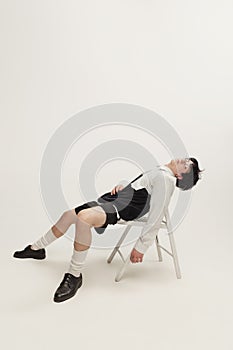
[
  {"xmin": 31, "ymin": 229, "xmax": 57, "ymax": 250},
  {"xmin": 68, "ymin": 248, "xmax": 89, "ymax": 277}
]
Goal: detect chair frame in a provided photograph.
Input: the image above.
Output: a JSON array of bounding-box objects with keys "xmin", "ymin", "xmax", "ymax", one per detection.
[{"xmin": 107, "ymin": 209, "xmax": 182, "ymax": 282}]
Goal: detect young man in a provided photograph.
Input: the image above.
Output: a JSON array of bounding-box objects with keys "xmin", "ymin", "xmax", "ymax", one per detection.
[{"xmin": 13, "ymin": 157, "xmax": 202, "ymax": 303}]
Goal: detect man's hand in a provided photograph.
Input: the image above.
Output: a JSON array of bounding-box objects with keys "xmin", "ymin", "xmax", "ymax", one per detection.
[
  {"xmin": 111, "ymin": 185, "xmax": 124, "ymax": 195},
  {"xmin": 130, "ymin": 248, "xmax": 144, "ymax": 263}
]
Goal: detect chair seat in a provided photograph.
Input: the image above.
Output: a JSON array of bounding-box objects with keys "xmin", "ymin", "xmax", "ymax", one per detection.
[{"xmin": 117, "ymin": 216, "xmax": 167, "ymax": 228}]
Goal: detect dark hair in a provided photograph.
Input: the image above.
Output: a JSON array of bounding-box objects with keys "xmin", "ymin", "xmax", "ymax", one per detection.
[{"xmin": 176, "ymin": 157, "xmax": 204, "ymax": 191}]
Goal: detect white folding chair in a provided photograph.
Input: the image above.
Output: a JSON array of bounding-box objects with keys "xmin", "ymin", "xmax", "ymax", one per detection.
[{"xmin": 107, "ymin": 208, "xmax": 181, "ymax": 282}]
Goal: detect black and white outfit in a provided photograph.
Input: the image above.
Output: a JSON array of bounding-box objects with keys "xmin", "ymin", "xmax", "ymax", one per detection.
[
  {"xmin": 75, "ymin": 165, "xmax": 176, "ymax": 254},
  {"xmin": 13, "ymin": 165, "xmax": 177, "ymax": 303}
]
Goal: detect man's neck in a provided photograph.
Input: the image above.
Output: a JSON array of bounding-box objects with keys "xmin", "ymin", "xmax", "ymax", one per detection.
[{"xmin": 164, "ymin": 163, "xmax": 176, "ymax": 177}]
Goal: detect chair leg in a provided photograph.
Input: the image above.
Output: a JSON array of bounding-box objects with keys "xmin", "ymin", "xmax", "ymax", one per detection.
[
  {"xmin": 155, "ymin": 235, "xmax": 163, "ymax": 261},
  {"xmin": 164, "ymin": 209, "xmax": 182, "ymax": 279},
  {"xmin": 115, "ymin": 253, "xmax": 131, "ymax": 282},
  {"xmin": 107, "ymin": 225, "xmax": 132, "ymax": 264},
  {"xmin": 168, "ymin": 232, "xmax": 181, "ymax": 279}
]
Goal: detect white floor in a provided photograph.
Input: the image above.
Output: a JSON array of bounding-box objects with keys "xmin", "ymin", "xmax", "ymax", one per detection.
[{"xmin": 2, "ymin": 207, "xmax": 233, "ymax": 350}]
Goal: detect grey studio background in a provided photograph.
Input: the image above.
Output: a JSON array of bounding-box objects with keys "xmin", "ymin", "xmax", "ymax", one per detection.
[{"xmin": 1, "ymin": 1, "xmax": 232, "ymax": 350}]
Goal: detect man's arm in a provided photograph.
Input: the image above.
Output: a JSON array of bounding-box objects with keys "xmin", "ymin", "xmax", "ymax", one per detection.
[{"xmin": 131, "ymin": 174, "xmax": 175, "ymax": 261}]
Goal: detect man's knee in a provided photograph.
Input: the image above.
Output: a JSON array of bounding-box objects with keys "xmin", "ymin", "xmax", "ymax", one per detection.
[
  {"xmin": 77, "ymin": 209, "xmax": 93, "ymax": 225},
  {"xmin": 63, "ymin": 209, "xmax": 77, "ymax": 218},
  {"xmin": 77, "ymin": 207, "xmax": 106, "ymax": 227}
]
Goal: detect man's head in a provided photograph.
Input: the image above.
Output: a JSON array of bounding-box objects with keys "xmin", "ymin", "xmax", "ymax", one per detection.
[{"xmin": 166, "ymin": 157, "xmax": 203, "ymax": 190}]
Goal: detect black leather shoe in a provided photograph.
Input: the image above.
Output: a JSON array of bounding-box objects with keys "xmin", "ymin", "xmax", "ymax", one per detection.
[
  {"xmin": 53, "ymin": 273, "xmax": 83, "ymax": 303},
  {"xmin": 13, "ymin": 245, "xmax": 46, "ymax": 260}
]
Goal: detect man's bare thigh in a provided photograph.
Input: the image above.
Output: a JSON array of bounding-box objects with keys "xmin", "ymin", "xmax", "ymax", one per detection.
[{"xmin": 71, "ymin": 206, "xmax": 106, "ymax": 227}]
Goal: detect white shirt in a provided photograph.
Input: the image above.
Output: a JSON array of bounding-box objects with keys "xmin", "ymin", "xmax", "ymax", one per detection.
[{"xmin": 118, "ymin": 165, "xmax": 176, "ymax": 254}]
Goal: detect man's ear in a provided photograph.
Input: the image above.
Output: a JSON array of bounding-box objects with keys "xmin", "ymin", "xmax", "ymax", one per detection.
[{"xmin": 176, "ymin": 173, "xmax": 183, "ymax": 180}]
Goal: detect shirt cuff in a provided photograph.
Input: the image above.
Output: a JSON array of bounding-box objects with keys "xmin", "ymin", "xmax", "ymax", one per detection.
[{"xmin": 134, "ymin": 239, "xmax": 149, "ymax": 254}]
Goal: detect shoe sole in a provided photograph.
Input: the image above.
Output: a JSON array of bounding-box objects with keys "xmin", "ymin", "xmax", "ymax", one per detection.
[{"xmin": 13, "ymin": 254, "xmax": 46, "ymax": 260}]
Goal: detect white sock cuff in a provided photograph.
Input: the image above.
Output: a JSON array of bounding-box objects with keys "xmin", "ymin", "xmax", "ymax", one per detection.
[
  {"xmin": 73, "ymin": 248, "xmax": 88, "ymax": 260},
  {"xmin": 31, "ymin": 229, "xmax": 57, "ymax": 250},
  {"xmin": 68, "ymin": 248, "xmax": 89, "ymax": 277}
]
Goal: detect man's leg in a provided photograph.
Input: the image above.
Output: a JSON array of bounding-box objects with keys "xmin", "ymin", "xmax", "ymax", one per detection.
[
  {"xmin": 31, "ymin": 204, "xmax": 107, "ymax": 250},
  {"xmin": 53, "ymin": 206, "xmax": 107, "ymax": 303},
  {"xmin": 31, "ymin": 210, "xmax": 79, "ymax": 250},
  {"xmin": 13, "ymin": 209, "xmax": 80, "ymax": 259},
  {"xmin": 67, "ymin": 207, "xmax": 106, "ymax": 276}
]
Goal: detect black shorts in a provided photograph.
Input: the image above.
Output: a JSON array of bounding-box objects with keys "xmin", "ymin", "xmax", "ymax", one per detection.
[
  {"xmin": 74, "ymin": 201, "xmax": 120, "ymax": 234},
  {"xmin": 74, "ymin": 188, "xmax": 151, "ymax": 235}
]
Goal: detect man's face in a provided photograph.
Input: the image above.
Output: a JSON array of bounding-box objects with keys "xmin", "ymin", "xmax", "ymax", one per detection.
[{"xmin": 171, "ymin": 158, "xmax": 194, "ymax": 175}]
